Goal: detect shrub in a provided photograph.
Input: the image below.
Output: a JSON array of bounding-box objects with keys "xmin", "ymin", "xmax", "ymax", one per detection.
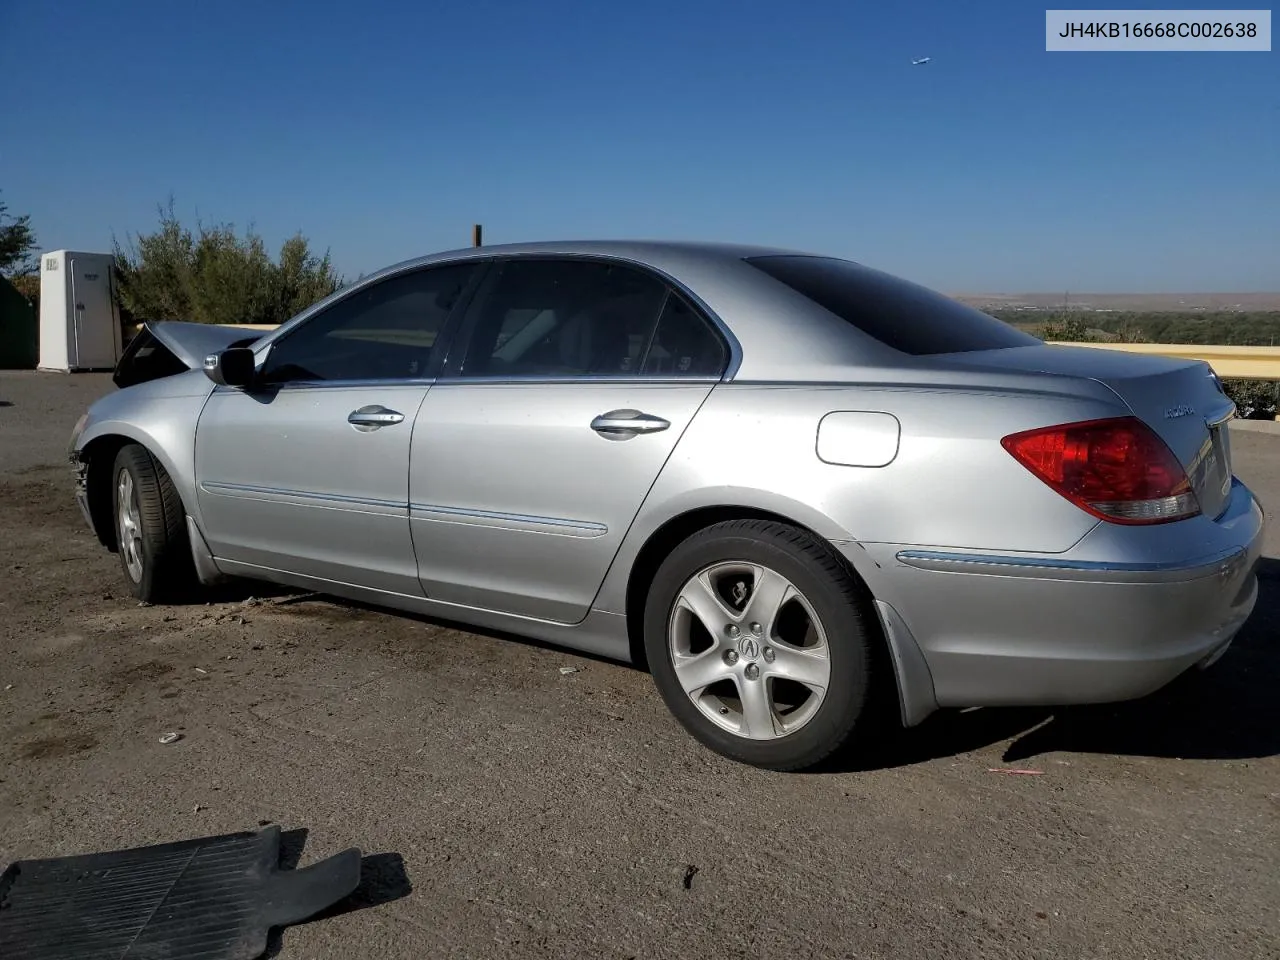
[
  {"xmin": 1222, "ymin": 379, "xmax": 1277, "ymax": 419},
  {"xmin": 112, "ymin": 199, "xmax": 340, "ymax": 326}
]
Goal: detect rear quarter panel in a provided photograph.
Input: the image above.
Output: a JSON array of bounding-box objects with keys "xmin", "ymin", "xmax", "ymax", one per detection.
[{"xmin": 593, "ymin": 378, "xmax": 1124, "ymax": 612}]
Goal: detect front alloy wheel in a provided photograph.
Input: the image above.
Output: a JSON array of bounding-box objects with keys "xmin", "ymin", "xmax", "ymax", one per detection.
[
  {"xmin": 110, "ymin": 443, "xmax": 197, "ymax": 603},
  {"xmin": 116, "ymin": 468, "xmax": 145, "ymax": 583}
]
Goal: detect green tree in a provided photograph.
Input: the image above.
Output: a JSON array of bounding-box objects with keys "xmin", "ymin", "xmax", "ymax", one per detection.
[
  {"xmin": 273, "ymin": 233, "xmax": 341, "ymax": 320},
  {"xmin": 1037, "ymin": 314, "xmax": 1089, "ymax": 342},
  {"xmin": 1222, "ymin": 380, "xmax": 1277, "ymax": 420},
  {"xmin": 0, "ymin": 191, "xmax": 38, "ymax": 277},
  {"xmin": 112, "ymin": 198, "xmax": 341, "ymax": 325},
  {"xmin": 994, "ymin": 308, "xmax": 1280, "ymax": 347}
]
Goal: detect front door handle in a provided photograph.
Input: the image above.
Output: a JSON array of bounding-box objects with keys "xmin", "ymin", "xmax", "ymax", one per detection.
[
  {"xmin": 348, "ymin": 405, "xmax": 405, "ymax": 431},
  {"xmin": 590, "ymin": 409, "xmax": 671, "ymax": 436}
]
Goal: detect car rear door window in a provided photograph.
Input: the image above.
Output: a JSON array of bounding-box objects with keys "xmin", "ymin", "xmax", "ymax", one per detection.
[
  {"xmin": 641, "ymin": 293, "xmax": 727, "ymax": 377},
  {"xmin": 745, "ymin": 255, "xmax": 1039, "ymax": 356},
  {"xmin": 260, "ymin": 263, "xmax": 479, "ymax": 383},
  {"xmin": 457, "ymin": 258, "xmax": 731, "ymax": 380}
]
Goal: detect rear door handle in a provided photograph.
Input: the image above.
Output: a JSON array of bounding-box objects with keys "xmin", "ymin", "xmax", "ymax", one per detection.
[
  {"xmin": 348, "ymin": 405, "xmax": 405, "ymax": 431},
  {"xmin": 590, "ymin": 409, "xmax": 671, "ymax": 436}
]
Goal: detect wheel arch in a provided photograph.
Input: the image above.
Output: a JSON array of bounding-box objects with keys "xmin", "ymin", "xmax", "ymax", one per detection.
[
  {"xmin": 623, "ymin": 504, "xmax": 885, "ymax": 667},
  {"xmin": 78, "ymin": 426, "xmax": 185, "ymax": 551}
]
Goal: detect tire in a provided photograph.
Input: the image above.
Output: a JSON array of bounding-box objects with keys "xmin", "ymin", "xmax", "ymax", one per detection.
[
  {"xmin": 111, "ymin": 443, "xmax": 197, "ymax": 603},
  {"xmin": 643, "ymin": 519, "xmax": 879, "ymax": 771}
]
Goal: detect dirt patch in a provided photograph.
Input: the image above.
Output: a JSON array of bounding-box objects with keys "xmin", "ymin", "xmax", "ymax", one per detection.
[
  {"xmin": 110, "ymin": 660, "xmax": 176, "ymax": 684},
  {"xmin": 18, "ymin": 733, "xmax": 99, "ymax": 760},
  {"xmin": 12, "ymin": 464, "xmax": 67, "ymax": 478}
]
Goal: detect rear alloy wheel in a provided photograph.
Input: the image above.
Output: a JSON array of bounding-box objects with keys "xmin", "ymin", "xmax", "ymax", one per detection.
[
  {"xmin": 644, "ymin": 519, "xmax": 878, "ymax": 771},
  {"xmin": 112, "ymin": 443, "xmax": 197, "ymax": 603}
]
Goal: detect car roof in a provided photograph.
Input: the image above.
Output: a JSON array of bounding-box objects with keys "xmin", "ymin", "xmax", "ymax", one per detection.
[
  {"xmin": 344, "ymin": 239, "xmax": 910, "ymax": 380},
  {"xmin": 274, "ymin": 239, "xmax": 959, "ymax": 382},
  {"xmin": 386, "ymin": 238, "xmax": 819, "ymax": 267}
]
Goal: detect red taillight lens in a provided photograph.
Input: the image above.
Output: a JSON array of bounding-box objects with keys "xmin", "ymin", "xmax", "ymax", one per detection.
[{"xmin": 1001, "ymin": 416, "xmax": 1200, "ymax": 525}]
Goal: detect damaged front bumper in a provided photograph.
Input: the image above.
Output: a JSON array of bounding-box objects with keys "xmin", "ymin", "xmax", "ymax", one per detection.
[
  {"xmin": 70, "ymin": 449, "xmax": 93, "ymax": 530},
  {"xmin": 68, "ymin": 413, "xmax": 94, "ymax": 531}
]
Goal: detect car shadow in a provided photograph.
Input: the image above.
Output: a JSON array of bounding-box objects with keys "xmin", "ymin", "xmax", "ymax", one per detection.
[
  {"xmin": 265, "ymin": 827, "xmax": 412, "ymax": 958},
  {"xmin": 224, "ymin": 557, "xmax": 1280, "ymax": 773},
  {"xmin": 277, "ymin": 591, "xmax": 640, "ymax": 672},
  {"xmin": 820, "ymin": 555, "xmax": 1280, "ymax": 773}
]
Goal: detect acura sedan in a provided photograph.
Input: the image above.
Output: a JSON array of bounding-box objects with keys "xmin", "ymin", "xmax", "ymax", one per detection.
[{"xmin": 68, "ymin": 241, "xmax": 1265, "ymax": 770}]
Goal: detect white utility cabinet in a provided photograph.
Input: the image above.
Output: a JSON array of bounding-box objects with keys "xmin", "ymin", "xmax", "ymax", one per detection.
[{"xmin": 38, "ymin": 250, "xmax": 122, "ymax": 372}]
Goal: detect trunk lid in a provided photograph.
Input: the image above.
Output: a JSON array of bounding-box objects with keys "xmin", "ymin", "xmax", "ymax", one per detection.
[{"xmin": 942, "ymin": 343, "xmax": 1237, "ymax": 520}]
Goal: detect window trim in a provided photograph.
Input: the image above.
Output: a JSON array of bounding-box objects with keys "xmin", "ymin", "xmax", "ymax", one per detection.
[
  {"xmin": 251, "ymin": 259, "xmax": 492, "ymax": 389},
  {"xmin": 439, "ymin": 253, "xmax": 733, "ymax": 384}
]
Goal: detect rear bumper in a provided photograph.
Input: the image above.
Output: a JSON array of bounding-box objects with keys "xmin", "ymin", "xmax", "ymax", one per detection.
[{"xmin": 847, "ymin": 477, "xmax": 1266, "ymax": 715}]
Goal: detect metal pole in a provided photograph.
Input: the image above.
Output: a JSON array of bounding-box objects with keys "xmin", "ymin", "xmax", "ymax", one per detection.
[{"xmin": 472, "ymin": 224, "xmax": 483, "ymax": 247}]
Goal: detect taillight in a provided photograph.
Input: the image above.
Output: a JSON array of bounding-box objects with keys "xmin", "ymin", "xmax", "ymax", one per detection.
[{"xmin": 1001, "ymin": 416, "xmax": 1200, "ymax": 525}]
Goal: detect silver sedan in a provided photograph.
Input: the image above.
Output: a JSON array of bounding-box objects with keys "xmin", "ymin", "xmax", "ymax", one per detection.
[{"xmin": 69, "ymin": 241, "xmax": 1266, "ymax": 770}]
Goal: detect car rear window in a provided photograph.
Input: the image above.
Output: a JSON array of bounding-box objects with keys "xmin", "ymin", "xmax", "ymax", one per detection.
[{"xmin": 744, "ymin": 255, "xmax": 1039, "ymax": 356}]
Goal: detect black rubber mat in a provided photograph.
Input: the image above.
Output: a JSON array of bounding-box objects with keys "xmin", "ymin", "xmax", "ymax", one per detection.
[{"xmin": 0, "ymin": 825, "xmax": 361, "ymax": 960}]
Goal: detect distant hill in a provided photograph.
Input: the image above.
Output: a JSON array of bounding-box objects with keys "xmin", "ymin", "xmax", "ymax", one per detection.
[{"xmin": 952, "ymin": 292, "xmax": 1280, "ymax": 313}]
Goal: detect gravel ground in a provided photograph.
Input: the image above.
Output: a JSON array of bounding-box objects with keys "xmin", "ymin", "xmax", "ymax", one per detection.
[{"xmin": 1, "ymin": 370, "xmax": 1278, "ymax": 960}]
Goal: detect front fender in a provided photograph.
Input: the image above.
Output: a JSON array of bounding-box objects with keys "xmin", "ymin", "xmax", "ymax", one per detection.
[
  {"xmin": 74, "ymin": 377, "xmax": 211, "ymax": 533},
  {"xmin": 79, "ymin": 419, "xmax": 186, "ymax": 485}
]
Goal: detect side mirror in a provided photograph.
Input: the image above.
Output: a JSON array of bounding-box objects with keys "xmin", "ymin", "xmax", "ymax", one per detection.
[{"xmin": 203, "ymin": 347, "xmax": 257, "ymax": 388}]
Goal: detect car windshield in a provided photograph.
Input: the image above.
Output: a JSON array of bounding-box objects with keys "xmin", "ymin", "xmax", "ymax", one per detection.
[{"xmin": 744, "ymin": 255, "xmax": 1041, "ymax": 356}]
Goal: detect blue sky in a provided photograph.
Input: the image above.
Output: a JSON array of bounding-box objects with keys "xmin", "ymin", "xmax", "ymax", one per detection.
[{"xmin": 3, "ymin": 0, "xmax": 1276, "ymax": 291}]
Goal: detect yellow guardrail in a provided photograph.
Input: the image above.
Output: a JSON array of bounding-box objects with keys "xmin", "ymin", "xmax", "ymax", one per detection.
[{"xmin": 1053, "ymin": 342, "xmax": 1280, "ymax": 380}]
